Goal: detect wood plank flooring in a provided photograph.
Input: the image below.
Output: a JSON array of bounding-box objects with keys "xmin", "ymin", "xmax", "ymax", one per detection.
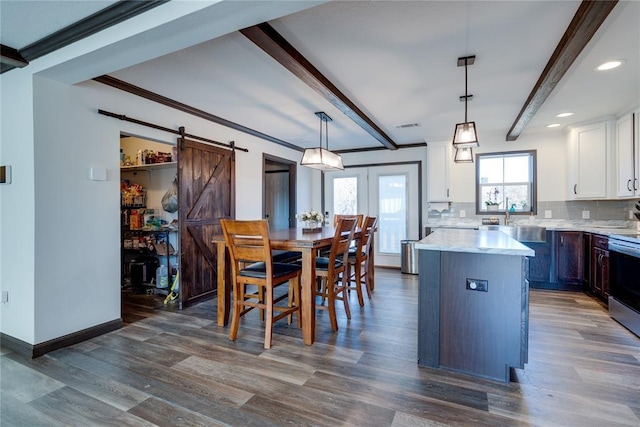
[{"xmin": 2, "ymin": 268, "xmax": 639, "ymax": 426}]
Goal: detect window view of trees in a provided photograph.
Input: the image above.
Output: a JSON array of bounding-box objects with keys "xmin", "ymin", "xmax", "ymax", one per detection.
[
  {"xmin": 332, "ymin": 176, "xmax": 358, "ymax": 215},
  {"xmin": 476, "ymin": 151, "xmax": 536, "ymax": 214}
]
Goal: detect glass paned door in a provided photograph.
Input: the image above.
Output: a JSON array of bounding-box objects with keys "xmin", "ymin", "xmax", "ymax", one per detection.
[
  {"xmin": 377, "ymin": 174, "xmax": 407, "ymax": 255},
  {"xmin": 325, "ymin": 164, "xmax": 419, "ymax": 267}
]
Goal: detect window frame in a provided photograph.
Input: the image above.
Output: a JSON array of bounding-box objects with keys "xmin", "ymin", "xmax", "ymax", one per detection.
[{"xmin": 475, "ymin": 150, "xmax": 537, "ymax": 215}]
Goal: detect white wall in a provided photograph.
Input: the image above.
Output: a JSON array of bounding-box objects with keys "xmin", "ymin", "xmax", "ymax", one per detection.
[
  {"xmin": 449, "ymin": 130, "xmax": 568, "ymax": 202},
  {"xmin": 0, "ymin": 0, "xmax": 327, "ymax": 346},
  {"xmin": 0, "ymin": 71, "xmax": 36, "ymax": 342},
  {"xmin": 2, "ymin": 75, "xmax": 310, "ymax": 345}
]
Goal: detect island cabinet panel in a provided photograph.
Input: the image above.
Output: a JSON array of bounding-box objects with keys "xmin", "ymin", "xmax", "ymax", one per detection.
[{"xmin": 418, "ymin": 248, "xmax": 528, "ymax": 383}]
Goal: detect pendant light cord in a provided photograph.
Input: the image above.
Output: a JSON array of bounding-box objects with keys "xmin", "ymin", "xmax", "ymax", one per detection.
[
  {"xmin": 464, "ymin": 58, "xmax": 468, "ymax": 123},
  {"xmin": 325, "ymin": 118, "xmax": 329, "ymax": 150}
]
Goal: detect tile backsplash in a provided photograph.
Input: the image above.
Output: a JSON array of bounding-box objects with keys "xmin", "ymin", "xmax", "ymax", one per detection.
[{"xmin": 428, "ymin": 200, "xmax": 639, "ymax": 223}]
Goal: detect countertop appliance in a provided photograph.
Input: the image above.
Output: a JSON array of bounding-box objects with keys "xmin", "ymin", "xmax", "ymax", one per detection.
[{"xmin": 608, "ymin": 234, "xmax": 640, "ymax": 337}]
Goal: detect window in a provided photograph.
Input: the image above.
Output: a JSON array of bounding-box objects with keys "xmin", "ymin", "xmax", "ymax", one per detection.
[
  {"xmin": 378, "ymin": 174, "xmax": 407, "ymax": 254},
  {"xmin": 332, "ymin": 176, "xmax": 358, "ymax": 215},
  {"xmin": 476, "ymin": 150, "xmax": 536, "ymax": 215}
]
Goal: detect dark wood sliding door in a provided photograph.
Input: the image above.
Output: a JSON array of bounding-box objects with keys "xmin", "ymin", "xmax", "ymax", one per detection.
[{"xmin": 178, "ymin": 138, "xmax": 235, "ymax": 308}]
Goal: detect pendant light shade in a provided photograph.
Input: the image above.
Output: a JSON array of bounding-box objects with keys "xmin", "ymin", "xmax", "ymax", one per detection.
[
  {"xmin": 453, "ymin": 121, "xmax": 478, "ymax": 148},
  {"xmin": 454, "ymin": 147, "xmax": 474, "ymax": 163},
  {"xmin": 452, "ymin": 55, "xmax": 479, "ymax": 149},
  {"xmin": 301, "ymin": 112, "xmax": 344, "ymax": 171}
]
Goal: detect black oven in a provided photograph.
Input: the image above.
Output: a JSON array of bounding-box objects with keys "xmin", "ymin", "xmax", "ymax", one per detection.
[{"xmin": 608, "ymin": 234, "xmax": 640, "ymax": 337}]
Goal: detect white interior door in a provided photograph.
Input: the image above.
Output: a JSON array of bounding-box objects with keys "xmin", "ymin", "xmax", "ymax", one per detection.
[{"xmin": 325, "ymin": 164, "xmax": 419, "ymax": 267}]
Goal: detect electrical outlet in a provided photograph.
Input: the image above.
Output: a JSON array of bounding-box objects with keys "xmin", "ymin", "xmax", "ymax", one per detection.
[
  {"xmin": 544, "ymin": 210, "xmax": 552, "ymax": 218},
  {"xmin": 630, "ymin": 210, "xmax": 635, "ymax": 220},
  {"xmin": 459, "ymin": 210, "xmax": 466, "ymax": 218},
  {"xmin": 1, "ymin": 290, "xmax": 8, "ymax": 304},
  {"xmin": 582, "ymin": 210, "xmax": 590, "ymax": 219},
  {"xmin": 466, "ymin": 278, "xmax": 488, "ymax": 292}
]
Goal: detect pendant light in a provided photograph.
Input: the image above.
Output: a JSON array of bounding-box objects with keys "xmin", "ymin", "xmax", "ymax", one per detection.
[
  {"xmin": 452, "ymin": 55, "xmax": 479, "ymax": 149},
  {"xmin": 454, "ymin": 147, "xmax": 474, "ymax": 163},
  {"xmin": 300, "ymin": 111, "xmax": 344, "ymax": 171}
]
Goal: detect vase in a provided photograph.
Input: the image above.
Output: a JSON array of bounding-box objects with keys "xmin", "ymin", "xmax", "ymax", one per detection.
[{"xmin": 303, "ymin": 220, "xmax": 321, "ymax": 233}]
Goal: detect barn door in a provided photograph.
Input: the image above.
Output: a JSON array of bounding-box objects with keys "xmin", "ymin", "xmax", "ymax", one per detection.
[{"xmin": 178, "ymin": 138, "xmax": 235, "ymax": 308}]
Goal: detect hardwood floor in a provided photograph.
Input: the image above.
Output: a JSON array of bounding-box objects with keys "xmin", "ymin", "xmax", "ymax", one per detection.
[{"xmin": 2, "ymin": 268, "xmax": 639, "ymax": 426}]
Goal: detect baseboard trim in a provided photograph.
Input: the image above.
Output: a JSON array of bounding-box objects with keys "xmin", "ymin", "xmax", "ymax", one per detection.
[{"xmin": 1, "ymin": 318, "xmax": 122, "ymax": 358}]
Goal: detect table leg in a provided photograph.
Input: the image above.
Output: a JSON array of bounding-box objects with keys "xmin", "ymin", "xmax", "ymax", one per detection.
[
  {"xmin": 216, "ymin": 241, "xmax": 230, "ymax": 326},
  {"xmin": 369, "ymin": 234, "xmax": 375, "ymax": 291},
  {"xmin": 300, "ymin": 248, "xmax": 316, "ymax": 345}
]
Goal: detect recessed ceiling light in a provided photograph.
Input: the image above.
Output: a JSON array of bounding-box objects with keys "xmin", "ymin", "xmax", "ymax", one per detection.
[
  {"xmin": 547, "ymin": 123, "xmax": 561, "ymax": 128},
  {"xmin": 595, "ymin": 60, "xmax": 625, "ymax": 71},
  {"xmin": 556, "ymin": 112, "xmax": 574, "ymax": 118}
]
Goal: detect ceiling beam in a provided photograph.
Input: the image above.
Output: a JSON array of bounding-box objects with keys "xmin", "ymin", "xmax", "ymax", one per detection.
[
  {"xmin": 1, "ymin": 0, "xmax": 169, "ymax": 74},
  {"xmin": 0, "ymin": 44, "xmax": 29, "ymax": 68},
  {"xmin": 94, "ymin": 75, "xmax": 303, "ymax": 152},
  {"xmin": 241, "ymin": 22, "xmax": 398, "ymax": 150},
  {"xmin": 506, "ymin": 0, "xmax": 618, "ymax": 141}
]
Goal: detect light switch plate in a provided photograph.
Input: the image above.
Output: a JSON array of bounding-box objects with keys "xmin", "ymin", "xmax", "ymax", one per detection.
[
  {"xmin": 544, "ymin": 210, "xmax": 552, "ymax": 218},
  {"xmin": 459, "ymin": 210, "xmax": 466, "ymax": 218},
  {"xmin": 582, "ymin": 210, "xmax": 590, "ymax": 219},
  {"xmin": 0, "ymin": 165, "xmax": 11, "ymax": 184},
  {"xmin": 89, "ymin": 167, "xmax": 107, "ymax": 181}
]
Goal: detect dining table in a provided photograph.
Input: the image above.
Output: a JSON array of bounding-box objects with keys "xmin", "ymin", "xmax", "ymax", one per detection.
[{"xmin": 212, "ymin": 225, "xmax": 374, "ymax": 345}]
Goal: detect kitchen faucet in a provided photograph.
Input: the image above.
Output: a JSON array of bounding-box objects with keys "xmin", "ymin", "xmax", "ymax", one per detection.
[{"xmin": 505, "ymin": 197, "xmax": 511, "ymax": 225}]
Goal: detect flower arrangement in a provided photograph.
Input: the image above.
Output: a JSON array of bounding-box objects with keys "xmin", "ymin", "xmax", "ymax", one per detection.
[
  {"xmin": 297, "ymin": 211, "xmax": 324, "ymax": 232},
  {"xmin": 297, "ymin": 210, "xmax": 324, "ymax": 223},
  {"xmin": 485, "ymin": 187, "xmax": 501, "ymax": 207}
]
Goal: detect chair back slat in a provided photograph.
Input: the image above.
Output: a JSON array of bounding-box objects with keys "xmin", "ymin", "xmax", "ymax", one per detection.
[
  {"xmin": 329, "ymin": 217, "xmax": 358, "ymax": 270},
  {"xmin": 358, "ymin": 216, "xmax": 378, "ymax": 258},
  {"xmin": 220, "ymin": 219, "xmax": 272, "ymax": 272},
  {"xmin": 333, "ymin": 214, "xmax": 364, "ymax": 228}
]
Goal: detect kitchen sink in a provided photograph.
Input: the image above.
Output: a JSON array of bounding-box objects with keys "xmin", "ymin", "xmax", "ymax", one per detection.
[{"xmin": 480, "ymin": 224, "xmax": 547, "ymax": 242}]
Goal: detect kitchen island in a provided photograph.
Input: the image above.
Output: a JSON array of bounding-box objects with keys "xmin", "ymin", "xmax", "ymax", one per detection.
[{"xmin": 416, "ymin": 228, "xmax": 535, "ymax": 383}]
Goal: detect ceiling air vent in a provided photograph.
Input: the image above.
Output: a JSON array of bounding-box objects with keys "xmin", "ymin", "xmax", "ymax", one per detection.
[{"xmin": 393, "ymin": 122, "xmax": 420, "ymax": 129}]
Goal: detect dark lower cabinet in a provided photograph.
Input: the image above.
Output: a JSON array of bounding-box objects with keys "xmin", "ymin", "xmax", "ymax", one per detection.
[
  {"xmin": 590, "ymin": 235, "xmax": 610, "ymax": 303},
  {"xmin": 556, "ymin": 231, "xmax": 584, "ymax": 288},
  {"xmin": 527, "ymin": 239, "xmax": 552, "ymax": 283},
  {"xmin": 528, "ymin": 230, "xmax": 585, "ymax": 291}
]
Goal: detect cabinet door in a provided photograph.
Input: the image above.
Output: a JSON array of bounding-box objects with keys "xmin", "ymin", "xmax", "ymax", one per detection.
[
  {"xmin": 557, "ymin": 232, "xmax": 584, "ymax": 283},
  {"xmin": 427, "ymin": 142, "xmax": 451, "ymax": 202},
  {"xmin": 591, "ymin": 246, "xmax": 604, "ymax": 296},
  {"xmin": 601, "ymin": 250, "xmax": 610, "ymax": 300},
  {"xmin": 591, "ymin": 247, "xmax": 610, "ymax": 301},
  {"xmin": 567, "ymin": 122, "xmax": 608, "ymax": 199},
  {"xmin": 527, "ymin": 241, "xmax": 552, "ymax": 283},
  {"xmin": 615, "ymin": 113, "xmax": 636, "ymax": 198}
]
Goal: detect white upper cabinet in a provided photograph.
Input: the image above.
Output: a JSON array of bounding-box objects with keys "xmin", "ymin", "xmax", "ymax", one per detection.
[
  {"xmin": 615, "ymin": 110, "xmax": 639, "ymax": 198},
  {"xmin": 427, "ymin": 141, "xmax": 451, "ymax": 202},
  {"xmin": 566, "ymin": 121, "xmax": 611, "ymax": 200}
]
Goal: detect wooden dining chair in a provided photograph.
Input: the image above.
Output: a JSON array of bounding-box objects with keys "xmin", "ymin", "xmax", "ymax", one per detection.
[
  {"xmin": 333, "ymin": 214, "xmax": 364, "ymax": 228},
  {"xmin": 314, "ymin": 217, "xmax": 358, "ymax": 331},
  {"xmin": 347, "ymin": 216, "xmax": 378, "ymax": 307},
  {"xmin": 220, "ymin": 219, "xmax": 302, "ymax": 349}
]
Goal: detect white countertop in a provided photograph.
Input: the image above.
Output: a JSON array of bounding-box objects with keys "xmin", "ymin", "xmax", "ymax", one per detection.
[
  {"xmin": 426, "ymin": 220, "xmax": 640, "ymax": 237},
  {"xmin": 416, "ymin": 228, "xmax": 535, "ymax": 256}
]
